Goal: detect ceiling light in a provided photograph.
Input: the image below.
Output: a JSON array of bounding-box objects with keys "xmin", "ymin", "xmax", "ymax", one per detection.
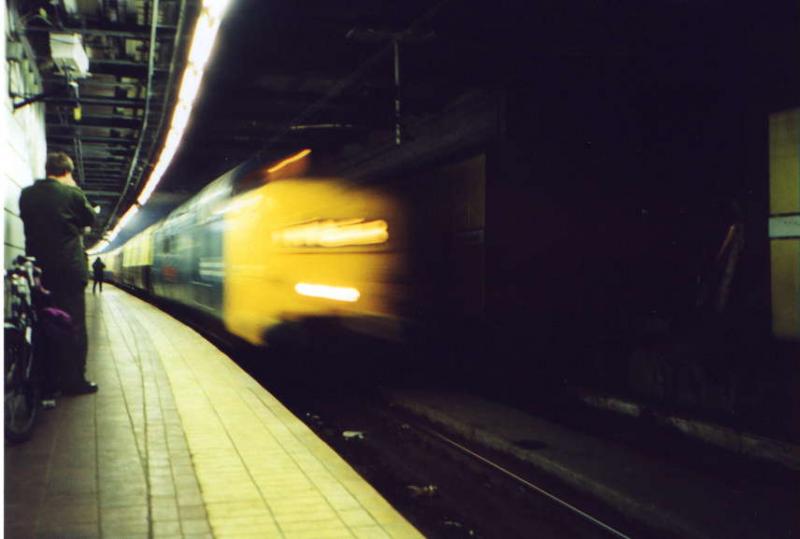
[
  {"xmin": 87, "ymin": 0, "xmax": 234, "ymax": 253},
  {"xmin": 178, "ymin": 66, "xmax": 203, "ymax": 104},
  {"xmin": 171, "ymin": 102, "xmax": 192, "ymax": 133},
  {"xmin": 117, "ymin": 204, "xmax": 140, "ymax": 230},
  {"xmin": 204, "ymin": 0, "xmax": 232, "ymax": 19},
  {"xmin": 187, "ymin": 14, "xmax": 220, "ymax": 67}
]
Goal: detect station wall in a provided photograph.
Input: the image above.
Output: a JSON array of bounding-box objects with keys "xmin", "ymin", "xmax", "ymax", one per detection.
[
  {"xmin": 769, "ymin": 109, "xmax": 800, "ymax": 341},
  {"xmin": 481, "ymin": 70, "xmax": 788, "ymax": 417},
  {"xmin": 2, "ymin": 3, "xmax": 47, "ymax": 267}
]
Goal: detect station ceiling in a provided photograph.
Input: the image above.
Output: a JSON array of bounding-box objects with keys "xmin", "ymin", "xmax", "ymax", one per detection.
[
  {"xmin": 20, "ymin": 0, "xmax": 195, "ymax": 244},
  {"xmin": 19, "ymin": 0, "xmax": 799, "ymax": 246},
  {"xmin": 165, "ymin": 0, "xmax": 799, "ymax": 180}
]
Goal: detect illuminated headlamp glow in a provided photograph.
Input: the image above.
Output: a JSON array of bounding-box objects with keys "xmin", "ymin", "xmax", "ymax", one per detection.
[
  {"xmin": 294, "ymin": 283, "xmax": 360, "ymax": 302},
  {"xmin": 273, "ymin": 219, "xmax": 388, "ymax": 248}
]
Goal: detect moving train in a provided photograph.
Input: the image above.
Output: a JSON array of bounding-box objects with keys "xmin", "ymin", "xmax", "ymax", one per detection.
[{"xmin": 100, "ymin": 149, "xmax": 487, "ymax": 350}]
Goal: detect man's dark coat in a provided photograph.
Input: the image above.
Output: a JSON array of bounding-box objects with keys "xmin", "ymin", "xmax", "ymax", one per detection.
[{"xmin": 19, "ymin": 178, "xmax": 95, "ymax": 289}]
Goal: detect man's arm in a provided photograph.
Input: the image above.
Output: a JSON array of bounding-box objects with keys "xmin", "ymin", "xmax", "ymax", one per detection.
[{"xmin": 71, "ymin": 188, "xmax": 96, "ymax": 228}]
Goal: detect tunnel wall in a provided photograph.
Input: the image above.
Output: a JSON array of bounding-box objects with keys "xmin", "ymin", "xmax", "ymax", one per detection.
[
  {"xmin": 481, "ymin": 64, "xmax": 783, "ymax": 425},
  {"xmin": 2, "ymin": 4, "xmax": 47, "ymax": 266}
]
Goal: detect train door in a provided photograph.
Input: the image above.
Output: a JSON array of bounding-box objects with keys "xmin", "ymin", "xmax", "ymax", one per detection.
[{"xmin": 190, "ymin": 213, "xmax": 224, "ymax": 317}]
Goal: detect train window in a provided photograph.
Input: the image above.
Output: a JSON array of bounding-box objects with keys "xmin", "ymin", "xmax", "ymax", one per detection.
[{"xmin": 163, "ymin": 236, "xmax": 172, "ymax": 253}]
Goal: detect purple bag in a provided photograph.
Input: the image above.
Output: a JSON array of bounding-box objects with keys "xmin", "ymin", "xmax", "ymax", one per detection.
[{"xmin": 39, "ymin": 307, "xmax": 73, "ymax": 338}]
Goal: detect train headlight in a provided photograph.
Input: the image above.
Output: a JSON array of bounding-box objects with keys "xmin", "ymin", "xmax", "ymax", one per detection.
[{"xmin": 294, "ymin": 283, "xmax": 360, "ymax": 302}]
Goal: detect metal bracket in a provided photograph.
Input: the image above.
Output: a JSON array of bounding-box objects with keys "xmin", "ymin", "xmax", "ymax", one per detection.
[{"xmin": 12, "ymin": 79, "xmax": 78, "ymax": 110}]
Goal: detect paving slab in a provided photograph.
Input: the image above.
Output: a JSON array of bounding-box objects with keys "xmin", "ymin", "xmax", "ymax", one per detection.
[{"xmin": 5, "ymin": 286, "xmax": 422, "ymax": 539}]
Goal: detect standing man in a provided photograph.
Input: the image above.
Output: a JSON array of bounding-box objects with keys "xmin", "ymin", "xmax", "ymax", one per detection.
[
  {"xmin": 19, "ymin": 152, "xmax": 98, "ymax": 395},
  {"xmin": 92, "ymin": 257, "xmax": 106, "ymax": 294}
]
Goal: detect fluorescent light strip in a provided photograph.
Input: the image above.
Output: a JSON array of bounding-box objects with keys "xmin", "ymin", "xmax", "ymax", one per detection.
[
  {"xmin": 136, "ymin": 0, "xmax": 231, "ymax": 204},
  {"xmin": 88, "ymin": 0, "xmax": 232, "ymax": 252},
  {"xmin": 87, "ymin": 239, "xmax": 110, "ymax": 255},
  {"xmin": 267, "ymin": 148, "xmax": 312, "ymax": 173},
  {"xmin": 117, "ymin": 204, "xmax": 140, "ymax": 230}
]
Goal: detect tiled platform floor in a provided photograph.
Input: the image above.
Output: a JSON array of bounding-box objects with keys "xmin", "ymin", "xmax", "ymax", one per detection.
[{"xmin": 5, "ymin": 286, "xmax": 422, "ymax": 539}]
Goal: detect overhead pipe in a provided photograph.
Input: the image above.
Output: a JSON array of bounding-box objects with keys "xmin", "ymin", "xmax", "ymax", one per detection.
[
  {"xmin": 44, "ymin": 96, "xmax": 147, "ymax": 107},
  {"xmin": 26, "ymin": 24, "xmax": 177, "ymax": 39},
  {"xmin": 144, "ymin": 0, "xmax": 189, "ymax": 181},
  {"xmin": 49, "ymin": 136, "xmax": 137, "ymax": 144},
  {"xmin": 69, "ymin": 81, "xmax": 87, "ymax": 186}
]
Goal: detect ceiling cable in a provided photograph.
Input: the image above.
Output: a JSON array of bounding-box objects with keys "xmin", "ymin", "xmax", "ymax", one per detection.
[
  {"xmin": 260, "ymin": 0, "xmax": 452, "ymax": 154},
  {"xmin": 104, "ymin": 0, "xmax": 160, "ymax": 240}
]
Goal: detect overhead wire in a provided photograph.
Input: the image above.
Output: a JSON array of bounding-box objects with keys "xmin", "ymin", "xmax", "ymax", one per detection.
[
  {"xmin": 259, "ymin": 0, "xmax": 453, "ymax": 154},
  {"xmin": 90, "ymin": 0, "xmax": 447, "ymax": 253},
  {"xmin": 104, "ymin": 0, "xmax": 161, "ymax": 237},
  {"xmin": 90, "ymin": 0, "xmax": 232, "ymax": 253}
]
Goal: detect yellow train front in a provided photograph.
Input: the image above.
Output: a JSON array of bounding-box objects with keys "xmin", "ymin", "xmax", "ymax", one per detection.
[{"xmin": 104, "ymin": 151, "xmax": 409, "ymax": 348}]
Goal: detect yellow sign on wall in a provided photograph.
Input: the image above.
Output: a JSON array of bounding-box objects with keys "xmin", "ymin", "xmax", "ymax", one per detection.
[{"xmin": 769, "ymin": 108, "xmax": 800, "ymax": 340}]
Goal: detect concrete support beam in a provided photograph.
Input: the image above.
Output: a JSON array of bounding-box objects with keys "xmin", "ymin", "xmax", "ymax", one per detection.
[
  {"xmin": 26, "ymin": 25, "xmax": 176, "ymax": 39},
  {"xmin": 45, "ymin": 96, "xmax": 146, "ymax": 108},
  {"xmin": 84, "ymin": 190, "xmax": 123, "ymax": 197},
  {"xmin": 48, "ymin": 135, "xmax": 136, "ymax": 145}
]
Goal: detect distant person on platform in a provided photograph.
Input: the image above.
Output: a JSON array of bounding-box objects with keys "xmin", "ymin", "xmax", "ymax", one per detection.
[
  {"xmin": 19, "ymin": 152, "xmax": 98, "ymax": 395},
  {"xmin": 92, "ymin": 257, "xmax": 106, "ymax": 294}
]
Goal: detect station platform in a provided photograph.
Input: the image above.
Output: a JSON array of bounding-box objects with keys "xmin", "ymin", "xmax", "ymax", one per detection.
[{"xmin": 5, "ymin": 286, "xmax": 422, "ymax": 539}]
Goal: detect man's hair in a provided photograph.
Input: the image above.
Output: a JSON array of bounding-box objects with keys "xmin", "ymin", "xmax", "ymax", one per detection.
[{"xmin": 45, "ymin": 152, "xmax": 75, "ymax": 177}]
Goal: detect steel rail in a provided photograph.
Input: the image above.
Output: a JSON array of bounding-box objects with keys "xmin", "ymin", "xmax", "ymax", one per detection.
[{"xmin": 414, "ymin": 424, "xmax": 633, "ymax": 539}]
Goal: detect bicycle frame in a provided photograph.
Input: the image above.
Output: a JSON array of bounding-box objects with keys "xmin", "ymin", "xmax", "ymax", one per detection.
[{"xmin": 4, "ymin": 256, "xmax": 43, "ymax": 443}]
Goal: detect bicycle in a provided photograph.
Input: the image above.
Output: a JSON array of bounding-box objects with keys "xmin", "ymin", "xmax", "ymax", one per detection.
[{"xmin": 4, "ymin": 255, "xmax": 44, "ymax": 444}]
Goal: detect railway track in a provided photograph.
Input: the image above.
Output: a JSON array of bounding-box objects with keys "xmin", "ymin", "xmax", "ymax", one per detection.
[
  {"xmin": 268, "ymin": 382, "xmax": 650, "ymax": 539},
  {"xmin": 120, "ymin": 284, "xmax": 647, "ymax": 537},
  {"xmin": 407, "ymin": 421, "xmax": 633, "ymax": 539}
]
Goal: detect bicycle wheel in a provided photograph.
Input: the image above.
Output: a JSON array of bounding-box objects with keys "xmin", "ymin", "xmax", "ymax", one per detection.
[{"xmin": 5, "ymin": 326, "xmax": 39, "ymax": 444}]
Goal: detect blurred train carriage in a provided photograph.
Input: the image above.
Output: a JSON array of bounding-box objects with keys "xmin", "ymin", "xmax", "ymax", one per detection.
[
  {"xmin": 99, "ymin": 141, "xmax": 756, "ymax": 398},
  {"xmin": 99, "ymin": 149, "xmax": 443, "ymax": 351},
  {"xmin": 97, "ymin": 146, "xmax": 493, "ymax": 393}
]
